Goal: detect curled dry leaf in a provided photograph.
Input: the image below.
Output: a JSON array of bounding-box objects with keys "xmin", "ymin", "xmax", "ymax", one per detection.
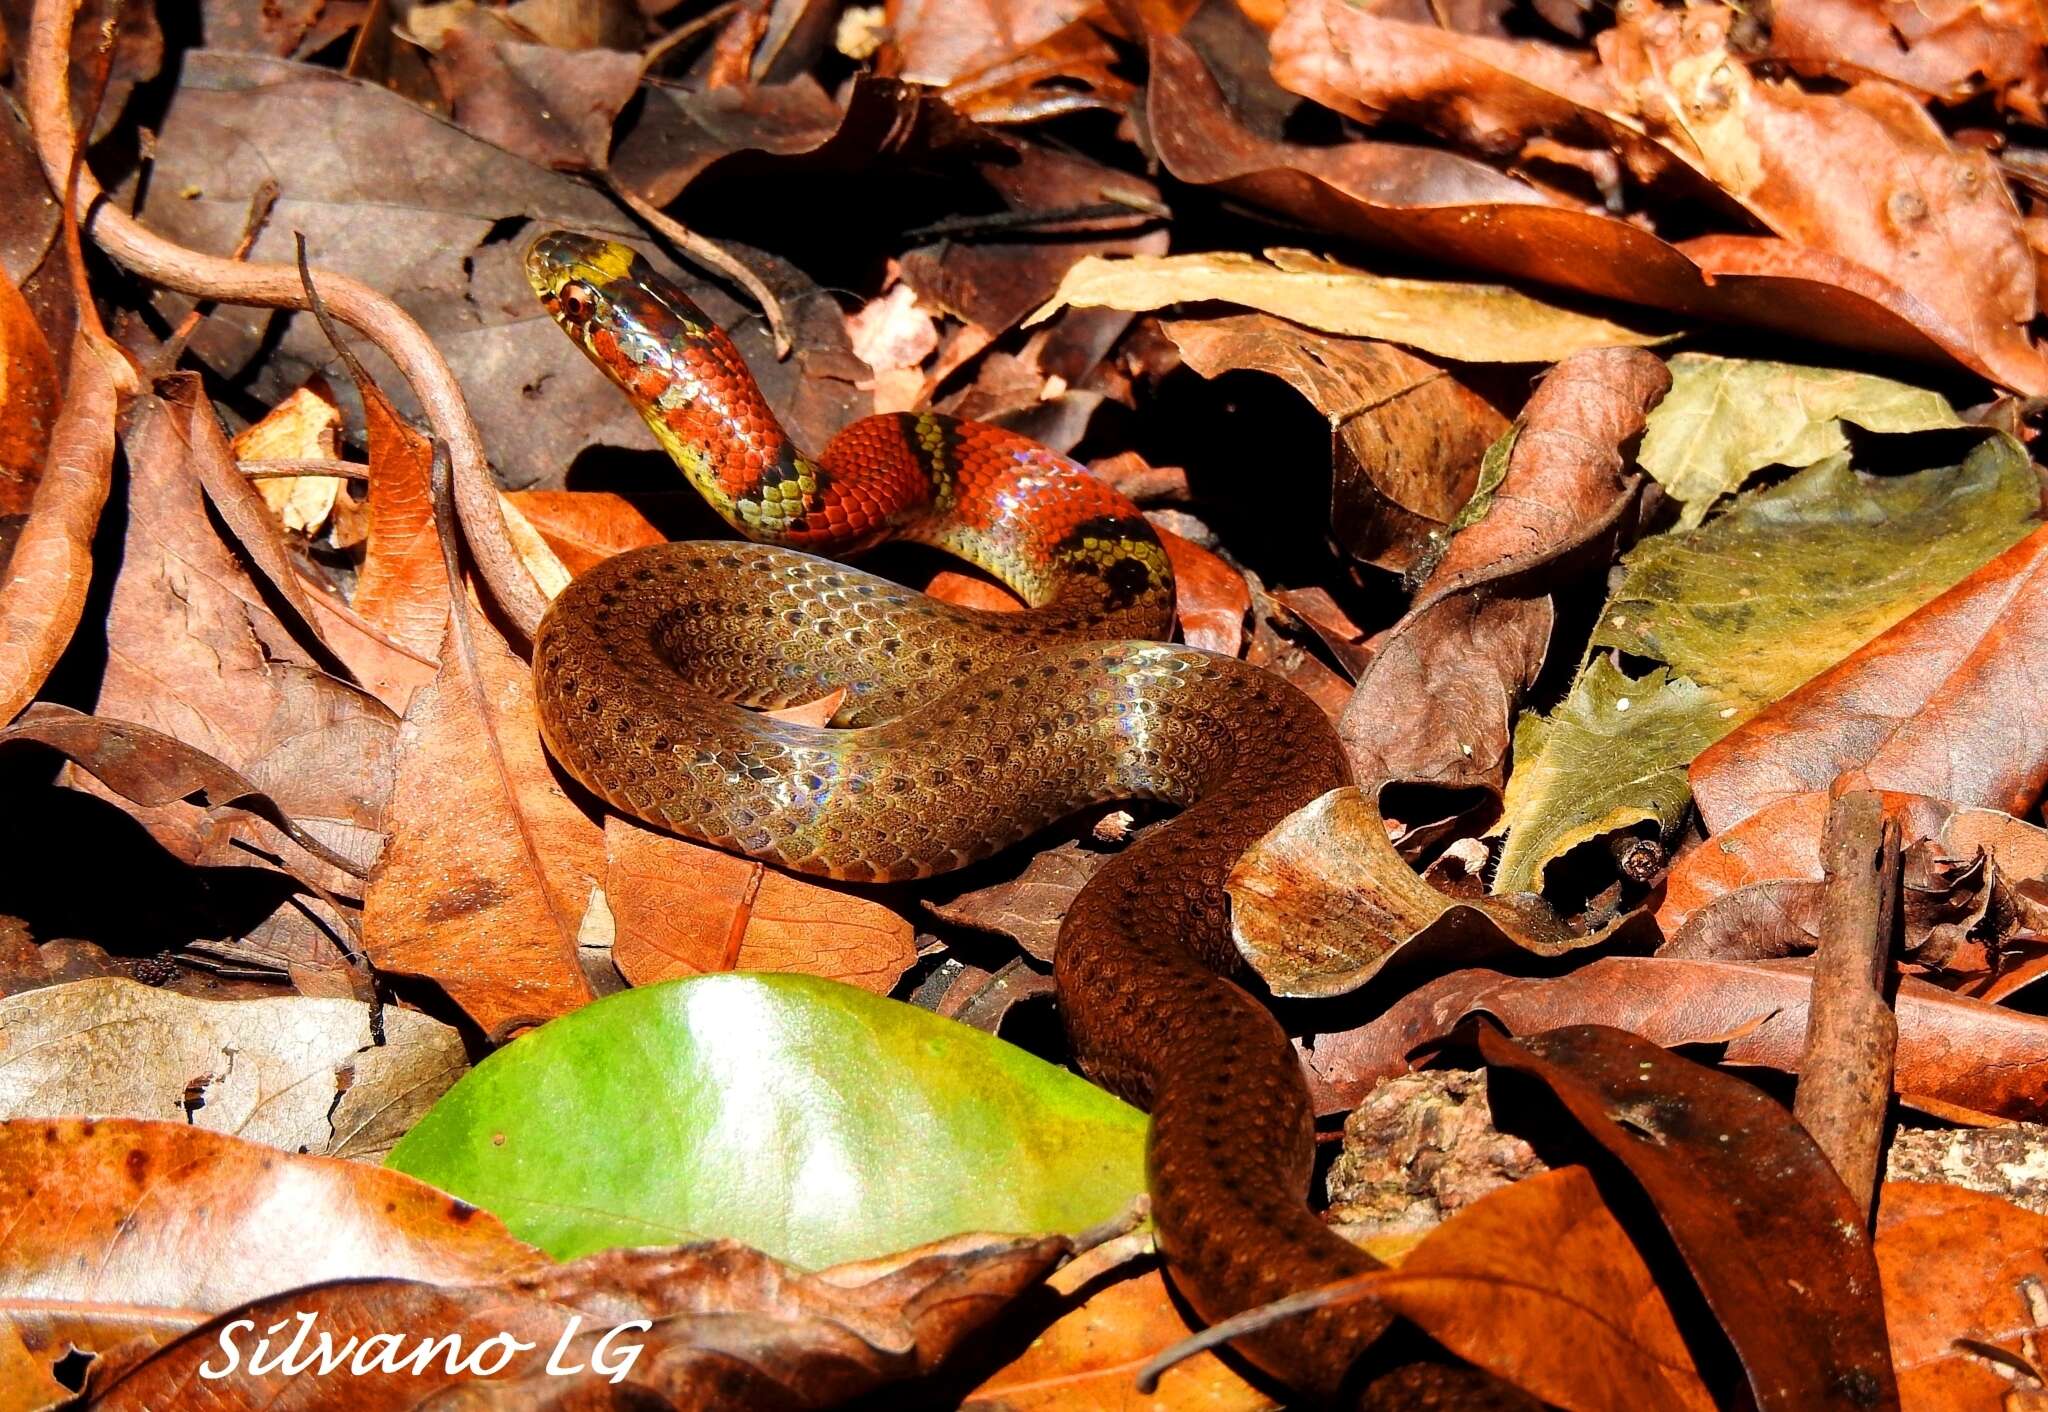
[
  {"xmin": 1339, "ymin": 346, "xmax": 1669, "ymax": 801},
  {"xmin": 1163, "ymin": 312, "xmax": 1508, "ymax": 573},
  {"xmin": 1309, "ymin": 956, "xmax": 2048, "ymax": 1122},
  {"xmin": 0, "ymin": 704, "xmax": 376, "ymax": 885},
  {"xmin": 920, "ymin": 957, "xmax": 1057, "ymax": 1035},
  {"xmin": 0, "ymin": 1117, "xmax": 541, "ymax": 1393},
  {"xmin": 846, "ymin": 282, "xmax": 941, "ymax": 415},
  {"xmin": 1691, "ymin": 520, "xmax": 2048, "ymax": 838},
  {"xmin": 98, "ymin": 1230, "xmax": 1073, "ymax": 1411},
  {"xmin": 361, "ymin": 612, "xmax": 602, "ymax": 1038},
  {"xmin": 919, "ymin": 17, "xmax": 1137, "ymax": 125},
  {"xmin": 1229, "ymin": 4, "xmax": 2035, "ymax": 386},
  {"xmin": 1476, "ymin": 1025, "xmax": 1897, "ymax": 1411},
  {"xmin": 1874, "ymin": 1181, "xmax": 2048, "ymax": 1407},
  {"xmin": 604, "ymin": 816, "xmax": 918, "ymax": 992},
  {"xmin": 431, "ymin": 20, "xmax": 647, "ymax": 172},
  {"xmin": 1269, "ymin": 0, "xmax": 1677, "ymax": 182},
  {"xmin": 0, "ymin": 976, "xmax": 463, "ymax": 1161},
  {"xmin": 1766, "ymin": 0, "xmax": 2048, "ymax": 121},
  {"xmin": 1226, "ymin": 787, "xmax": 1652, "ymax": 997},
  {"xmin": 1607, "ymin": 4, "xmax": 2048, "ymax": 396},
  {"xmin": 1658, "ymin": 794, "xmax": 2048, "ymax": 982},
  {"xmin": 1028, "ymin": 249, "xmax": 1665, "ymax": 364},
  {"xmin": 0, "ymin": 329, "xmax": 130, "ymax": 724},
  {"xmin": 63, "ymin": 377, "xmax": 396, "ymax": 880},
  {"xmin": 1334, "ymin": 1165, "xmax": 1714, "ymax": 1412}
]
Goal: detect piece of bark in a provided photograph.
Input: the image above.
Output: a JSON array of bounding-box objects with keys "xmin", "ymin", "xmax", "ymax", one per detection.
[{"xmin": 1794, "ymin": 791, "xmax": 1902, "ymax": 1218}]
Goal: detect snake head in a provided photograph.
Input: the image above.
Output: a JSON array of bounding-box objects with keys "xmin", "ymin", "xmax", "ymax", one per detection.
[{"xmin": 523, "ymin": 231, "xmax": 784, "ymax": 529}]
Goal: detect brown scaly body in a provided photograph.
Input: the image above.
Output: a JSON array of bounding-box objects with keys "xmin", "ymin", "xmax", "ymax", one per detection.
[{"xmin": 528, "ymin": 232, "xmax": 1384, "ymax": 1398}]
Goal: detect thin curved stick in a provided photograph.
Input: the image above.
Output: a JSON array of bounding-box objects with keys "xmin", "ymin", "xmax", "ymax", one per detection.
[{"xmin": 24, "ymin": 0, "xmax": 550, "ymax": 641}]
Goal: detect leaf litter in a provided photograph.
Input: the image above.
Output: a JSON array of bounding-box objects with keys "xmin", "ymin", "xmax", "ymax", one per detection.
[{"xmin": 7, "ymin": 0, "xmax": 2048, "ymax": 1403}]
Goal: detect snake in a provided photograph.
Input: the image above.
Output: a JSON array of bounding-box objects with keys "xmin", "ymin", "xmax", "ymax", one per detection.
[{"xmin": 525, "ymin": 231, "xmax": 1383, "ymax": 1398}]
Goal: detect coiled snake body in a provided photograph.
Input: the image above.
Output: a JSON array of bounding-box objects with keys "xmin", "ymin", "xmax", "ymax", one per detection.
[{"xmin": 527, "ymin": 233, "xmax": 1379, "ymax": 1397}]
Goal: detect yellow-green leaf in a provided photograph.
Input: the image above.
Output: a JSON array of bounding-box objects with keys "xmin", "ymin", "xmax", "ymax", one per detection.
[
  {"xmin": 1639, "ymin": 354, "xmax": 1964, "ymax": 529},
  {"xmin": 1025, "ymin": 250, "xmax": 1668, "ymax": 364},
  {"xmin": 387, "ymin": 973, "xmax": 1145, "ymax": 1267}
]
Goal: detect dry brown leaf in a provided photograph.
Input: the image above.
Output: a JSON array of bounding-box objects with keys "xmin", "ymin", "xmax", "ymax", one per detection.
[
  {"xmin": 923, "ymin": 17, "xmax": 1137, "ymax": 125},
  {"xmin": 97, "ymin": 1229, "xmax": 1072, "ymax": 1409},
  {"xmin": 1345, "ymin": 1166, "xmax": 1713, "ymax": 1410},
  {"xmin": 361, "ymin": 611, "xmax": 602, "ymax": 1037},
  {"xmin": 232, "ymin": 381, "xmax": 344, "ymax": 536},
  {"xmin": 605, "ymin": 817, "xmax": 917, "ymax": 992},
  {"xmin": 1768, "ymin": 0, "xmax": 2048, "ymax": 121},
  {"xmin": 1229, "ymin": 787, "xmax": 1651, "ymax": 996},
  {"xmin": 1338, "ymin": 346, "xmax": 1669, "ymax": 803},
  {"xmin": 1156, "ymin": 525, "xmax": 1249, "ymax": 655},
  {"xmin": 44, "ymin": 376, "xmax": 393, "ymax": 918},
  {"xmin": 1690, "ymin": 522, "xmax": 2048, "ymax": 840},
  {"xmin": 1164, "ymin": 312, "xmax": 1509, "ymax": 573},
  {"xmin": 0, "ymin": 330, "xmax": 131, "ymax": 723},
  {"xmin": 1270, "ymin": 0, "xmax": 1679, "ymax": 183},
  {"xmin": 0, "ymin": 977, "xmax": 463, "ymax": 1160},
  {"xmin": 505, "ymin": 488, "xmax": 673, "ymax": 576},
  {"xmin": 1475, "ymin": 1025, "xmax": 1895, "ymax": 1410},
  {"xmin": 431, "ymin": 19, "xmax": 646, "ymax": 171},
  {"xmin": 1875, "ymin": 1182, "xmax": 2048, "ymax": 1407},
  {"xmin": 348, "ymin": 375, "xmax": 450, "ymax": 662},
  {"xmin": 1310, "ymin": 955, "xmax": 2048, "ymax": 1123},
  {"xmin": 963, "ymin": 1234, "xmax": 1272, "ymax": 1410},
  {"xmin": 1245, "ymin": 0, "xmax": 2046, "ymax": 390},
  {"xmin": 847, "ymin": 282, "xmax": 941, "ymax": 416},
  {"xmin": 1605, "ymin": 4, "xmax": 2048, "ymax": 395},
  {"xmin": 926, "ymin": 838, "xmax": 1112, "ymax": 961},
  {"xmin": 0, "ymin": 1117, "xmax": 542, "ymax": 1394}
]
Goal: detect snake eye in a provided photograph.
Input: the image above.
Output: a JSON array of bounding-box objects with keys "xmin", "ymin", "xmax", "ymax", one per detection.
[{"xmin": 557, "ymin": 279, "xmax": 597, "ymax": 324}]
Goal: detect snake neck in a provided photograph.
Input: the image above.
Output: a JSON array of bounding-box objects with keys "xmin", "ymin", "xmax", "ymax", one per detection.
[{"xmin": 526, "ymin": 230, "xmax": 1175, "ymax": 641}]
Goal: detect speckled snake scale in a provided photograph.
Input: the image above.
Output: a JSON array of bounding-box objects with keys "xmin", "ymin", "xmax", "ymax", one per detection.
[{"xmin": 527, "ymin": 232, "xmax": 1381, "ymax": 1398}]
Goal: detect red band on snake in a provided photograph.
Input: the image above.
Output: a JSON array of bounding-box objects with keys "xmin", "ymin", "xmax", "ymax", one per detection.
[{"xmin": 526, "ymin": 231, "xmax": 1382, "ymax": 1398}]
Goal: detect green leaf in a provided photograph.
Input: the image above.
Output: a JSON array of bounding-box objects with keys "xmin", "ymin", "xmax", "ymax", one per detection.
[
  {"xmin": 1639, "ymin": 354, "xmax": 1964, "ymax": 528},
  {"xmin": 386, "ymin": 973, "xmax": 1145, "ymax": 1267},
  {"xmin": 1599, "ymin": 440, "xmax": 2038, "ymax": 706},
  {"xmin": 1492, "ymin": 661, "xmax": 1734, "ymax": 893},
  {"xmin": 1494, "ymin": 434, "xmax": 2038, "ymax": 894}
]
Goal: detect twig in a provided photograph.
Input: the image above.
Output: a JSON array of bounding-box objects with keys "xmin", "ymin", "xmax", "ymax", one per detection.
[
  {"xmin": 24, "ymin": 0, "xmax": 550, "ymax": 642},
  {"xmin": 608, "ymin": 180, "xmax": 792, "ymax": 358},
  {"xmin": 157, "ymin": 178, "xmax": 278, "ymax": 372},
  {"xmin": 903, "ymin": 196, "xmax": 1170, "ymax": 243},
  {"xmin": 1793, "ymin": 789, "xmax": 1901, "ymax": 1220},
  {"xmin": 640, "ymin": 0, "xmax": 742, "ymax": 68},
  {"xmin": 241, "ymin": 457, "xmax": 370, "ymax": 484},
  {"xmin": 1135, "ymin": 1268, "xmax": 1386, "ymax": 1392},
  {"xmin": 59, "ymin": 14, "xmax": 117, "ymax": 348}
]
